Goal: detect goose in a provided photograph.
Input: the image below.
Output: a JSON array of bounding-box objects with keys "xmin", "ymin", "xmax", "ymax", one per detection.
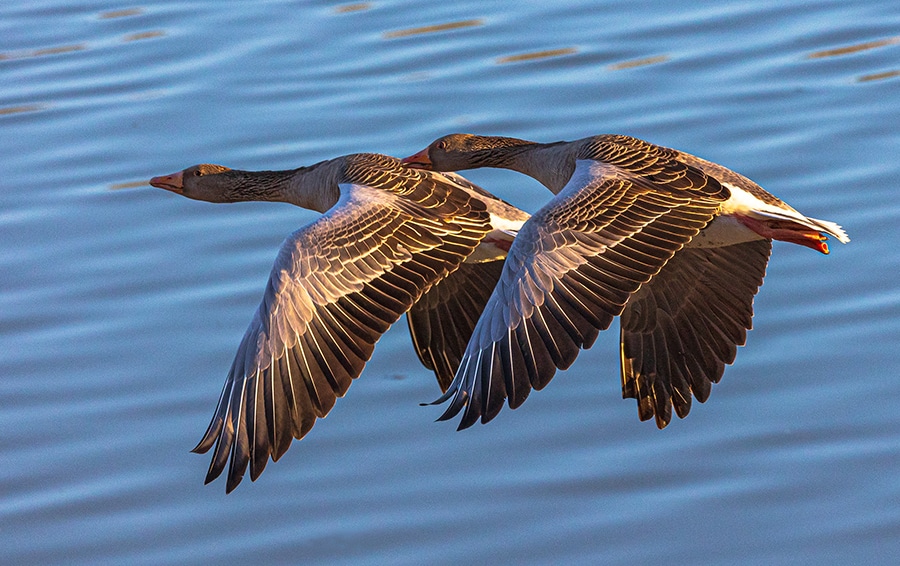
[
  {"xmin": 149, "ymin": 153, "xmax": 529, "ymax": 492},
  {"xmin": 401, "ymin": 133, "xmax": 849, "ymax": 430}
]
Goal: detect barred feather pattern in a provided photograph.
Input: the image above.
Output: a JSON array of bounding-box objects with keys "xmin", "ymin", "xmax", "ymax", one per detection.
[
  {"xmin": 433, "ymin": 158, "xmax": 729, "ymax": 429},
  {"xmin": 403, "ymin": 133, "xmax": 843, "ymax": 431},
  {"xmin": 619, "ymin": 239, "xmax": 772, "ymax": 428},
  {"xmin": 191, "ymin": 154, "xmax": 491, "ymax": 492},
  {"xmin": 407, "ymin": 260, "xmax": 506, "ymax": 392}
]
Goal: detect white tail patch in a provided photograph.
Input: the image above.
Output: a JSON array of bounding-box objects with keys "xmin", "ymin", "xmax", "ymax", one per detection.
[
  {"xmin": 804, "ymin": 216, "xmax": 850, "ymax": 243},
  {"xmin": 721, "ymin": 181, "xmax": 850, "ymax": 244},
  {"xmin": 750, "ymin": 209, "xmax": 850, "ymax": 244}
]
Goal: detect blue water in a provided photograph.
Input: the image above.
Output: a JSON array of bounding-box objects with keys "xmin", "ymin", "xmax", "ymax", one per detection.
[{"xmin": 3, "ymin": 1, "xmax": 899, "ymax": 564}]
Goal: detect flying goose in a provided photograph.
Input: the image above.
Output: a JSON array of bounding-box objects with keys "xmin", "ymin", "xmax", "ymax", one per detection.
[
  {"xmin": 150, "ymin": 153, "xmax": 528, "ymax": 491},
  {"xmin": 402, "ymin": 133, "xmax": 849, "ymax": 429}
]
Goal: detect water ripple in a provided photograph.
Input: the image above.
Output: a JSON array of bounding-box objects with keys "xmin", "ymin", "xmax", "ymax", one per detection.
[
  {"xmin": 607, "ymin": 54, "xmax": 670, "ymax": 70},
  {"xmin": 858, "ymin": 69, "xmax": 900, "ymax": 82},
  {"xmin": 808, "ymin": 36, "xmax": 900, "ymax": 58},
  {"xmin": 98, "ymin": 8, "xmax": 145, "ymax": 19},
  {"xmin": 383, "ymin": 19, "xmax": 484, "ymax": 39},
  {"xmin": 4, "ymin": 0, "xmax": 900, "ymax": 564},
  {"xmin": 0, "ymin": 103, "xmax": 45, "ymax": 115},
  {"xmin": 334, "ymin": 3, "xmax": 371, "ymax": 13},
  {"xmin": 496, "ymin": 47, "xmax": 578, "ymax": 64}
]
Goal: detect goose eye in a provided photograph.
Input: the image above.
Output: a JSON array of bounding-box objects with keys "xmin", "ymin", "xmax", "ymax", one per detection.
[
  {"xmin": 436, "ymin": 141, "xmax": 447, "ymax": 150},
  {"xmin": 193, "ymin": 169, "xmax": 202, "ymax": 177}
]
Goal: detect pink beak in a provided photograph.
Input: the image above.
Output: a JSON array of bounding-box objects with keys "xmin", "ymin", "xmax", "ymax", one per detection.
[
  {"xmin": 400, "ymin": 148, "xmax": 432, "ymax": 169},
  {"xmin": 149, "ymin": 170, "xmax": 184, "ymax": 194}
]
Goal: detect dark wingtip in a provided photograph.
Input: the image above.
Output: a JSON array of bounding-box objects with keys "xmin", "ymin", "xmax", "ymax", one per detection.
[
  {"xmin": 191, "ymin": 441, "xmax": 210, "ymax": 454},
  {"xmin": 204, "ymin": 468, "xmax": 220, "ymax": 486},
  {"xmin": 427, "ymin": 387, "xmax": 458, "ymax": 406},
  {"xmin": 457, "ymin": 400, "xmax": 481, "ymax": 430},
  {"xmin": 455, "ymin": 411, "xmax": 481, "ymax": 431},
  {"xmin": 435, "ymin": 408, "xmax": 460, "ymax": 423},
  {"xmin": 435, "ymin": 390, "xmax": 469, "ymax": 423},
  {"xmin": 225, "ymin": 474, "xmax": 242, "ymax": 494}
]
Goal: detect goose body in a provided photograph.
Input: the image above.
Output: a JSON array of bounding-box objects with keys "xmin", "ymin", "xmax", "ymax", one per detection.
[
  {"xmin": 402, "ymin": 134, "xmax": 849, "ymax": 429},
  {"xmin": 150, "ymin": 153, "xmax": 527, "ymax": 491}
]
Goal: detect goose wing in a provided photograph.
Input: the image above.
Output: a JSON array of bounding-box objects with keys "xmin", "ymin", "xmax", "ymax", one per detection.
[
  {"xmin": 432, "ymin": 153, "xmax": 729, "ymax": 429},
  {"xmin": 405, "ymin": 170, "xmax": 527, "ymax": 391},
  {"xmin": 619, "ymin": 239, "xmax": 771, "ymax": 428},
  {"xmin": 407, "ymin": 260, "xmax": 505, "ymax": 392},
  {"xmin": 193, "ymin": 164, "xmax": 490, "ymax": 492}
]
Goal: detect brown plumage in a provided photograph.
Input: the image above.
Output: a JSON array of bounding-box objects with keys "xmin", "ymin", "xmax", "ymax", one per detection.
[
  {"xmin": 403, "ymin": 133, "xmax": 848, "ymax": 429},
  {"xmin": 150, "ymin": 154, "xmax": 525, "ymax": 492}
]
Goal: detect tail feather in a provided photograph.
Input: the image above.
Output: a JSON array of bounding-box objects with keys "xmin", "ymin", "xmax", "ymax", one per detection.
[
  {"xmin": 805, "ymin": 215, "xmax": 850, "ymax": 244},
  {"xmin": 750, "ymin": 209, "xmax": 850, "ymax": 244}
]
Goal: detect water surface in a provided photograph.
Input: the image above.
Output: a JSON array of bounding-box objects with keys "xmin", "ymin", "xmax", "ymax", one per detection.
[{"xmin": 3, "ymin": 1, "xmax": 899, "ymax": 564}]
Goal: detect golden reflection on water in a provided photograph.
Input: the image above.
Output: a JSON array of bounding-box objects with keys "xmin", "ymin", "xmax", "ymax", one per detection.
[
  {"xmin": 0, "ymin": 104, "xmax": 44, "ymax": 116},
  {"xmin": 99, "ymin": 8, "xmax": 144, "ymax": 19},
  {"xmin": 334, "ymin": 2, "xmax": 371, "ymax": 13},
  {"xmin": 857, "ymin": 69, "xmax": 900, "ymax": 82},
  {"xmin": 122, "ymin": 30, "xmax": 165, "ymax": 42},
  {"xmin": 383, "ymin": 19, "xmax": 483, "ymax": 39},
  {"xmin": 607, "ymin": 55, "xmax": 669, "ymax": 70},
  {"xmin": 496, "ymin": 48, "xmax": 577, "ymax": 64},
  {"xmin": 808, "ymin": 37, "xmax": 900, "ymax": 59},
  {"xmin": 0, "ymin": 7, "xmax": 159, "ymax": 59},
  {"xmin": 1, "ymin": 44, "xmax": 86, "ymax": 60}
]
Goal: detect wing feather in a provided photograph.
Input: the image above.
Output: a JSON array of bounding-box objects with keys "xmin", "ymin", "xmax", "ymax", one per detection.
[
  {"xmin": 193, "ymin": 160, "xmax": 490, "ymax": 492},
  {"xmin": 619, "ymin": 240, "xmax": 771, "ymax": 428},
  {"xmin": 406, "ymin": 260, "xmax": 506, "ymax": 391},
  {"xmin": 434, "ymin": 159, "xmax": 727, "ymax": 428}
]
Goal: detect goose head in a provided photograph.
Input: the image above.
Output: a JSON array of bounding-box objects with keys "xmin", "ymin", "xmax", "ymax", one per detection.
[
  {"xmin": 402, "ymin": 133, "xmax": 537, "ymax": 172},
  {"xmin": 150, "ymin": 164, "xmax": 237, "ymax": 202}
]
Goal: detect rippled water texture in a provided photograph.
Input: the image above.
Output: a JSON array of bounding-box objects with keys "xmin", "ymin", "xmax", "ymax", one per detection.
[{"xmin": 3, "ymin": 1, "xmax": 899, "ymax": 564}]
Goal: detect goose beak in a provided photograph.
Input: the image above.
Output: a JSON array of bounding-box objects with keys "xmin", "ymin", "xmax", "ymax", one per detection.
[
  {"xmin": 400, "ymin": 148, "xmax": 432, "ymax": 169},
  {"xmin": 149, "ymin": 170, "xmax": 184, "ymax": 194}
]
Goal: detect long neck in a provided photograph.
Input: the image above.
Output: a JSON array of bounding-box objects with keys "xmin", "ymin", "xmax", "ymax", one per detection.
[
  {"xmin": 284, "ymin": 159, "xmax": 343, "ymax": 212},
  {"xmin": 228, "ymin": 160, "xmax": 342, "ymax": 212},
  {"xmin": 474, "ymin": 139, "xmax": 576, "ymax": 193}
]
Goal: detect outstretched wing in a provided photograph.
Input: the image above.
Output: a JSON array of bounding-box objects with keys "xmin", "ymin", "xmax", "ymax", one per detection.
[
  {"xmin": 407, "ymin": 260, "xmax": 505, "ymax": 392},
  {"xmin": 433, "ymin": 156, "xmax": 729, "ymax": 429},
  {"xmin": 620, "ymin": 239, "xmax": 771, "ymax": 428},
  {"xmin": 193, "ymin": 170, "xmax": 490, "ymax": 492}
]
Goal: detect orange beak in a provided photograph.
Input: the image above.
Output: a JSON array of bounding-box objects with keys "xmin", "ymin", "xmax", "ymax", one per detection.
[
  {"xmin": 400, "ymin": 148, "xmax": 432, "ymax": 169},
  {"xmin": 149, "ymin": 170, "xmax": 184, "ymax": 194}
]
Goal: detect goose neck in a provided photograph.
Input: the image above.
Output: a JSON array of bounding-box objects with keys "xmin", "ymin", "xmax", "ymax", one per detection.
[{"xmin": 487, "ymin": 142, "xmax": 575, "ymax": 193}]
